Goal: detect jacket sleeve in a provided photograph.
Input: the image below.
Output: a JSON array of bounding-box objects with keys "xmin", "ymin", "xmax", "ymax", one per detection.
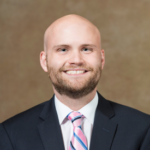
[
  {"xmin": 0, "ymin": 123, "xmax": 14, "ymax": 150},
  {"xmin": 140, "ymin": 126, "xmax": 150, "ymax": 150}
]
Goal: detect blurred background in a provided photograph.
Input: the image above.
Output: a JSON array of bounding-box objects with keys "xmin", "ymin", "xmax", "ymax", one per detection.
[{"xmin": 0, "ymin": 0, "xmax": 150, "ymax": 123}]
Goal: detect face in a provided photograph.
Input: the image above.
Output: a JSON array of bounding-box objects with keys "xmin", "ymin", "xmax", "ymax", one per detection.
[{"xmin": 41, "ymin": 21, "xmax": 105, "ymax": 99}]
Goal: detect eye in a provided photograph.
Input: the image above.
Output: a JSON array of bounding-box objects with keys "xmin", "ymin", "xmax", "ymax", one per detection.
[
  {"xmin": 82, "ymin": 47, "xmax": 92, "ymax": 52},
  {"xmin": 58, "ymin": 48, "xmax": 67, "ymax": 52}
]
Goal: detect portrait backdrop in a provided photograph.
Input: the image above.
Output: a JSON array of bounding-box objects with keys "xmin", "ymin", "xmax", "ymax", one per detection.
[{"xmin": 0, "ymin": 0, "xmax": 150, "ymax": 122}]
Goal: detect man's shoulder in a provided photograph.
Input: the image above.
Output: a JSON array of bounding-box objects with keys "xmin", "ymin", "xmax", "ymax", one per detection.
[
  {"xmin": 1, "ymin": 99, "xmax": 50, "ymax": 129},
  {"xmin": 108, "ymin": 99, "xmax": 150, "ymax": 126}
]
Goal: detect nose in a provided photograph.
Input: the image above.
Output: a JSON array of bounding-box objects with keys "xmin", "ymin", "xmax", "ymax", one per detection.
[{"xmin": 67, "ymin": 50, "xmax": 84, "ymax": 66}]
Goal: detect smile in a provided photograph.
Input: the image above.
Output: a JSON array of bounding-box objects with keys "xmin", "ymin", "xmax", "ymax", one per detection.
[{"xmin": 63, "ymin": 69, "xmax": 88, "ymax": 75}]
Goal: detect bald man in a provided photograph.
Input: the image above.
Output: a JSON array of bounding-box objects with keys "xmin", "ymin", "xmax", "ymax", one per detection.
[{"xmin": 0, "ymin": 15, "xmax": 150, "ymax": 150}]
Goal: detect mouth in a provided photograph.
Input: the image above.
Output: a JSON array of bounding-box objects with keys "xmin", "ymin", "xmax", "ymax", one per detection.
[{"xmin": 63, "ymin": 69, "xmax": 89, "ymax": 75}]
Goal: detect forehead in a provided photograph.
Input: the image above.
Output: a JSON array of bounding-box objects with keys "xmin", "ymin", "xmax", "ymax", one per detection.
[{"xmin": 46, "ymin": 21, "xmax": 100, "ymax": 49}]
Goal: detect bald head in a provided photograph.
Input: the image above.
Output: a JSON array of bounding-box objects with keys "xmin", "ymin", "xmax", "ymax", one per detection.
[{"xmin": 44, "ymin": 14, "xmax": 101, "ymax": 51}]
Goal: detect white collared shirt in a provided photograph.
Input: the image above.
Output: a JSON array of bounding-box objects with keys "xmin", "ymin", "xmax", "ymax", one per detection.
[{"xmin": 54, "ymin": 92, "xmax": 98, "ymax": 150}]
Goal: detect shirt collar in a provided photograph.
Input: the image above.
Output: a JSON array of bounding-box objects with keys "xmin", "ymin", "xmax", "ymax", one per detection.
[{"xmin": 54, "ymin": 92, "xmax": 98, "ymax": 125}]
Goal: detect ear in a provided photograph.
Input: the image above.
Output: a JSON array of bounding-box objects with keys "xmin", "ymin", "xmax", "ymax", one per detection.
[
  {"xmin": 40, "ymin": 51, "xmax": 48, "ymax": 72},
  {"xmin": 101, "ymin": 49, "xmax": 105, "ymax": 70}
]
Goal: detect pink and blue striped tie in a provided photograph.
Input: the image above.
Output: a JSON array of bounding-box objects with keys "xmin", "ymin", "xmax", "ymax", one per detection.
[{"xmin": 67, "ymin": 111, "xmax": 88, "ymax": 150}]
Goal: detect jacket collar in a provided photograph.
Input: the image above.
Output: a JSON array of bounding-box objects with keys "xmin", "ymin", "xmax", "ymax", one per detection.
[
  {"xmin": 38, "ymin": 95, "xmax": 65, "ymax": 150},
  {"xmin": 90, "ymin": 92, "xmax": 117, "ymax": 150}
]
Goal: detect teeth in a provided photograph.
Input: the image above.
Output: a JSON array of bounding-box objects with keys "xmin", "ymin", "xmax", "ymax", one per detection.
[{"xmin": 66, "ymin": 70, "xmax": 85, "ymax": 74}]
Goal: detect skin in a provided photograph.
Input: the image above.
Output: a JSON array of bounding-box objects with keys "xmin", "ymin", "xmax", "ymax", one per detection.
[{"xmin": 40, "ymin": 14, "xmax": 105, "ymax": 111}]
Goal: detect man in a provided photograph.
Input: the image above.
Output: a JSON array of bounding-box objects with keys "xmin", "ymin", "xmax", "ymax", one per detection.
[{"xmin": 0, "ymin": 14, "xmax": 150, "ymax": 150}]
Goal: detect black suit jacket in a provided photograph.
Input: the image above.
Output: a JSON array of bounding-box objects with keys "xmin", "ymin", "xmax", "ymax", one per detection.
[{"xmin": 0, "ymin": 92, "xmax": 150, "ymax": 150}]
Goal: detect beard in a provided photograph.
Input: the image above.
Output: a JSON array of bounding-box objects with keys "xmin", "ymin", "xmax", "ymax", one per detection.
[{"xmin": 47, "ymin": 64, "xmax": 102, "ymax": 99}]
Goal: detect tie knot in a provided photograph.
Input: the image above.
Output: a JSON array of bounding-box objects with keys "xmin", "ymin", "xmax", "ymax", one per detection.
[{"xmin": 67, "ymin": 111, "xmax": 83, "ymax": 127}]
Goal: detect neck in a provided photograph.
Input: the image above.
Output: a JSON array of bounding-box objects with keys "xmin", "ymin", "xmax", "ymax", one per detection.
[{"xmin": 53, "ymin": 87, "xmax": 97, "ymax": 111}]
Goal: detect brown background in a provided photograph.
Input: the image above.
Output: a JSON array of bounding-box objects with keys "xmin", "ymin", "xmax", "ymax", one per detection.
[{"xmin": 1, "ymin": 0, "xmax": 150, "ymax": 123}]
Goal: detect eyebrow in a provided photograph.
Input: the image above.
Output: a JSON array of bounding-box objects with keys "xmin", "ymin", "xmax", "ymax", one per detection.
[
  {"xmin": 52, "ymin": 44, "xmax": 97, "ymax": 49},
  {"xmin": 52, "ymin": 45, "xmax": 70, "ymax": 49},
  {"xmin": 81, "ymin": 44, "xmax": 97, "ymax": 48}
]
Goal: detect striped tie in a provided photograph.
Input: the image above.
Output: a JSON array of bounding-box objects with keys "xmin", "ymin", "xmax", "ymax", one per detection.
[{"xmin": 67, "ymin": 111, "xmax": 88, "ymax": 150}]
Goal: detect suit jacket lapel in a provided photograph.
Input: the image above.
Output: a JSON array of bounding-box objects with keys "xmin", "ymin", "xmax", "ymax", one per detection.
[
  {"xmin": 37, "ymin": 96, "xmax": 65, "ymax": 150},
  {"xmin": 90, "ymin": 92, "xmax": 118, "ymax": 150}
]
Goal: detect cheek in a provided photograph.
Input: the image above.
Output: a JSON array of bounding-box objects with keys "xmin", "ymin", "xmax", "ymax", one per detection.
[
  {"xmin": 86, "ymin": 54, "xmax": 101, "ymax": 68},
  {"xmin": 48, "ymin": 60, "xmax": 66, "ymax": 76},
  {"xmin": 47, "ymin": 53, "xmax": 63, "ymax": 68}
]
